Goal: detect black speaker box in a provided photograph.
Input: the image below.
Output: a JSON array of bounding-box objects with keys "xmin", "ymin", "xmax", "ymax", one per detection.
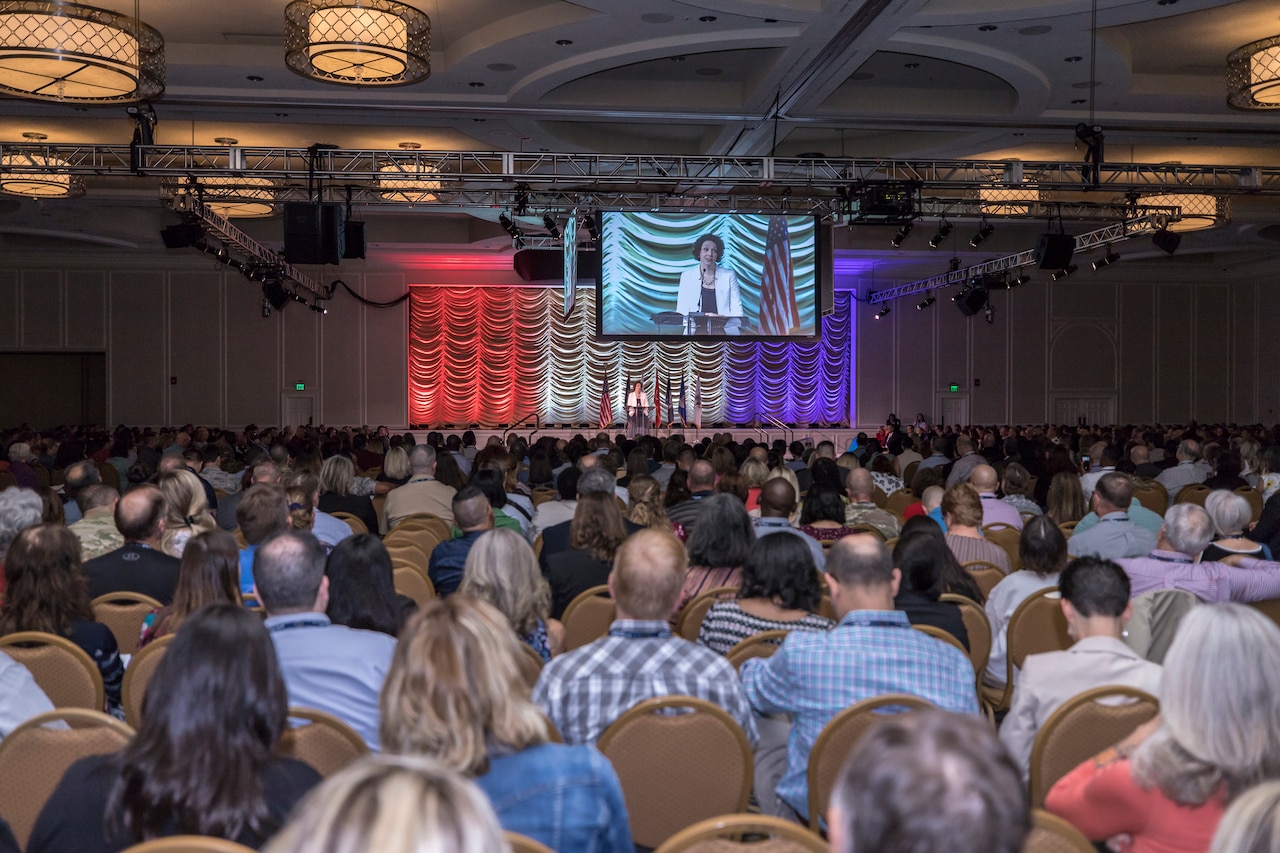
[
  {"xmin": 1034, "ymin": 233, "xmax": 1076, "ymax": 270},
  {"xmin": 817, "ymin": 223, "xmax": 835, "ymax": 316},
  {"xmin": 262, "ymin": 281, "xmax": 289, "ymax": 311},
  {"xmin": 1152, "ymin": 229, "xmax": 1182, "ymax": 255},
  {"xmin": 513, "ymin": 248, "xmax": 601, "ymax": 282},
  {"xmin": 161, "ymin": 222, "xmax": 204, "ymax": 249},
  {"xmin": 343, "ymin": 220, "xmax": 366, "ymax": 260},
  {"xmin": 283, "ymin": 203, "xmax": 345, "ymax": 265},
  {"xmin": 956, "ymin": 286, "xmax": 988, "ymax": 316}
]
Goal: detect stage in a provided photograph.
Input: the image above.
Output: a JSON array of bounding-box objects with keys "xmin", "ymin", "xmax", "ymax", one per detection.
[{"xmin": 408, "ymin": 426, "xmax": 867, "ymax": 450}]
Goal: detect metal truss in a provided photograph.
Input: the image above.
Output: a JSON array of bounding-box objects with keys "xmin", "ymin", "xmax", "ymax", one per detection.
[{"xmin": 866, "ymin": 214, "xmax": 1169, "ymax": 305}]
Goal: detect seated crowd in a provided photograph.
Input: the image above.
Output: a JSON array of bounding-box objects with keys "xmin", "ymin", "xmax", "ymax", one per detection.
[{"xmin": 2, "ymin": 418, "xmax": 1280, "ymax": 852}]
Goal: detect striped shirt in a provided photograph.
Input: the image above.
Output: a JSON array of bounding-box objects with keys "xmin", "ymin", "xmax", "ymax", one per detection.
[
  {"xmin": 696, "ymin": 600, "xmax": 834, "ymax": 655},
  {"xmin": 946, "ymin": 532, "xmax": 1012, "ymax": 572}
]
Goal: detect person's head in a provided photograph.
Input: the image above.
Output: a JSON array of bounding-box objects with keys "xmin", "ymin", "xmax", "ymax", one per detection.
[
  {"xmin": 687, "ymin": 459, "xmax": 716, "ymax": 492},
  {"xmin": 739, "ymin": 457, "xmax": 769, "ymax": 490},
  {"xmin": 469, "ymin": 467, "xmax": 507, "ymax": 511},
  {"xmin": 827, "ymin": 710, "xmax": 1029, "ymax": 853},
  {"xmin": 941, "ymin": 483, "xmax": 983, "ymax": 529},
  {"xmin": 459, "ymin": 529, "xmax": 549, "ymax": 637},
  {"xmin": 1208, "ymin": 779, "xmax": 1280, "ymax": 853},
  {"xmin": 1057, "ymin": 556, "xmax": 1131, "ymax": 639},
  {"xmin": 237, "ymin": 483, "xmax": 289, "ymax": 545},
  {"xmin": 158, "ymin": 468, "xmax": 211, "ymax": 528},
  {"xmin": 1093, "ymin": 471, "xmax": 1135, "ymax": 514},
  {"xmin": 169, "ymin": 530, "xmax": 242, "ymax": 632},
  {"xmin": 800, "ymin": 482, "xmax": 847, "ymax": 526},
  {"xmin": 262, "ymin": 754, "xmax": 506, "ymax": 853},
  {"xmin": 1205, "ymin": 489, "xmax": 1253, "ymax": 538},
  {"xmin": 382, "ymin": 445, "xmax": 411, "ymax": 481},
  {"xmin": 283, "ymin": 471, "xmax": 319, "ymax": 532},
  {"xmin": 63, "ymin": 459, "xmax": 100, "ymax": 501},
  {"xmin": 609, "ymin": 528, "xmax": 688, "ymax": 621},
  {"xmin": 824, "ymin": 535, "xmax": 899, "ymax": 616},
  {"xmin": 955, "ymin": 434, "xmax": 976, "ymax": 456},
  {"xmin": 408, "ymin": 444, "xmax": 437, "ymax": 476},
  {"xmin": 576, "ymin": 464, "xmax": 616, "ymax": 498},
  {"xmin": 1001, "ymin": 462, "xmax": 1032, "ymax": 497},
  {"xmin": 845, "ymin": 468, "xmax": 875, "ymax": 502},
  {"xmin": 1177, "ymin": 438, "xmax": 1203, "ymax": 463},
  {"xmin": 686, "ymin": 493, "xmax": 755, "ymax": 569},
  {"xmin": 115, "ymin": 483, "xmax": 168, "ymax": 543},
  {"xmin": 625, "ymin": 474, "xmax": 669, "ymax": 529},
  {"xmin": 35, "ymin": 485, "xmax": 64, "ymax": 525},
  {"xmin": 809, "ymin": 457, "xmax": 843, "ymax": 490},
  {"xmin": 1131, "ymin": 444, "xmax": 1151, "ymax": 465},
  {"xmin": 1133, "ymin": 603, "xmax": 1280, "ymax": 805},
  {"xmin": 759, "ymin": 477, "xmax": 798, "ymax": 519},
  {"xmin": 0, "ymin": 487, "xmax": 43, "ymax": 560},
  {"xmin": 739, "ymin": 534, "xmax": 822, "ymax": 612},
  {"xmin": 569, "ymin": 490, "xmax": 628, "ymax": 562},
  {"xmin": 325, "ymin": 534, "xmax": 403, "ymax": 637},
  {"xmin": 250, "ymin": 459, "xmax": 282, "ymax": 485},
  {"xmin": 319, "ymin": 455, "xmax": 356, "ymax": 497},
  {"xmin": 1018, "ymin": 515, "xmax": 1068, "ymax": 579},
  {"xmin": 0, "ymin": 523, "xmax": 92, "ymax": 636},
  {"xmin": 1161, "ymin": 503, "xmax": 1215, "ymax": 556},
  {"xmin": 549, "ymin": 465, "xmax": 580, "ymax": 502},
  {"xmin": 1046, "ymin": 471, "xmax": 1087, "ymax": 524},
  {"xmin": 78, "ymin": 483, "xmax": 119, "ymax": 517},
  {"xmin": 893, "ymin": 532, "xmax": 956, "ymax": 600},
  {"xmin": 921, "ymin": 485, "xmax": 944, "ymax": 513},
  {"xmin": 969, "ymin": 464, "xmax": 999, "ymax": 493},
  {"xmin": 691, "ymin": 233, "xmax": 724, "ymax": 265},
  {"xmin": 379, "ymin": 595, "xmax": 548, "ymax": 774},
  {"xmin": 252, "ymin": 530, "xmax": 329, "ymax": 616},
  {"xmin": 451, "ymin": 485, "xmax": 494, "ymax": 534},
  {"xmin": 110, "ymin": 602, "xmax": 290, "ymax": 843}
]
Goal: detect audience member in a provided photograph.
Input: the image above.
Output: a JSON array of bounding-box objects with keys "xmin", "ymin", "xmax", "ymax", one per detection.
[
  {"xmin": 82, "ymin": 484, "xmax": 182, "ymax": 604},
  {"xmin": 139, "ymin": 529, "xmax": 242, "ymax": 649},
  {"xmin": 217, "ymin": 459, "xmax": 279, "ymax": 530},
  {"xmin": 459, "ymin": 529, "xmax": 564, "ymax": 661},
  {"xmin": 67, "ymin": 484, "xmax": 123, "ymax": 562},
  {"xmin": 529, "ymin": 465, "xmax": 581, "ymax": 541},
  {"xmin": 843, "ymin": 468, "xmax": 900, "ymax": 539},
  {"xmin": 892, "ymin": 532, "xmax": 970, "ymax": 650},
  {"xmin": 1156, "ymin": 439, "xmax": 1208, "ymax": 501},
  {"xmin": 971, "ymin": 464, "xmax": 1024, "ymax": 529},
  {"xmin": 1208, "ymin": 780, "xmax": 1280, "ymax": 853},
  {"xmin": 284, "ymin": 470, "xmax": 351, "ymax": 548},
  {"xmin": 1046, "ymin": 471, "xmax": 1088, "ymax": 525},
  {"xmin": 984, "ymin": 516, "xmax": 1067, "ymax": 687},
  {"xmin": 380, "ymin": 596, "xmax": 632, "ymax": 850},
  {"xmin": 545, "ymin": 491, "xmax": 629, "ymax": 619},
  {"xmin": 28, "ymin": 603, "xmax": 321, "ymax": 853},
  {"xmin": 316, "ymin": 456, "xmax": 378, "ymax": 535},
  {"xmin": 236, "ymin": 482, "xmax": 290, "ymax": 596},
  {"xmin": 254, "ymin": 530, "xmax": 397, "ymax": 751},
  {"xmin": 325, "ymin": 534, "xmax": 410, "ymax": 638},
  {"xmin": 945, "ymin": 434, "xmax": 984, "ymax": 489},
  {"xmin": 382, "ymin": 445, "xmax": 457, "ymax": 530},
  {"xmin": 941, "ymin": 484, "xmax": 1012, "ymax": 572},
  {"xmin": 1067, "ymin": 472, "xmax": 1158, "ymax": 559},
  {"xmin": 1202, "ymin": 490, "xmax": 1269, "ymax": 562},
  {"xmin": 799, "ymin": 483, "xmax": 855, "ymax": 543},
  {"xmin": 752, "ymin": 478, "xmax": 824, "ymax": 569},
  {"xmin": 665, "ymin": 459, "xmax": 717, "ymax": 530},
  {"xmin": 1000, "ymin": 462, "xmax": 1042, "ymax": 517},
  {"xmin": 674, "ymin": 493, "xmax": 755, "ymax": 619},
  {"xmin": 427, "ymin": 485, "xmax": 494, "ymax": 597},
  {"xmin": 157, "ymin": 468, "xmax": 217, "ymax": 558}
]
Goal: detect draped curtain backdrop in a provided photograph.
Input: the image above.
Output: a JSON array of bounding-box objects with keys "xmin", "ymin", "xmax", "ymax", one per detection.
[{"xmin": 409, "ymin": 287, "xmax": 851, "ymax": 426}]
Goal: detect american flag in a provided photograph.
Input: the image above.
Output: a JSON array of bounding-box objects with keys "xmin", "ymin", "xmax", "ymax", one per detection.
[
  {"xmin": 652, "ymin": 366, "xmax": 662, "ymax": 429},
  {"xmin": 666, "ymin": 373, "xmax": 675, "ymax": 425},
  {"xmin": 759, "ymin": 216, "xmax": 800, "ymax": 335},
  {"xmin": 678, "ymin": 375, "xmax": 687, "ymax": 424},
  {"xmin": 692, "ymin": 374, "xmax": 702, "ymax": 428},
  {"xmin": 598, "ymin": 377, "xmax": 613, "ymax": 429}
]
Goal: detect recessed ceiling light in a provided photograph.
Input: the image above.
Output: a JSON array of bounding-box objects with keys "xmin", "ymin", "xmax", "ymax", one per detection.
[
  {"xmin": 764, "ymin": 18, "xmax": 778, "ymax": 23},
  {"xmin": 22, "ymin": 132, "xmax": 48, "ymax": 141},
  {"xmin": 555, "ymin": 39, "xmax": 573, "ymax": 46},
  {"xmin": 1019, "ymin": 25, "xmax": 1052, "ymax": 35},
  {"xmin": 1156, "ymin": 0, "xmax": 1177, "ymax": 5},
  {"xmin": 73, "ymin": 107, "xmax": 88, "ymax": 113},
  {"xmin": 670, "ymin": 55, "xmax": 686, "ymax": 62},
  {"xmin": 979, "ymin": 24, "xmax": 998, "ymax": 31},
  {"xmin": 469, "ymin": 81, "xmax": 485, "ymax": 87},
  {"xmin": 398, "ymin": 142, "xmax": 421, "ymax": 149},
  {"xmin": 1064, "ymin": 56, "xmax": 1082, "ymax": 62},
  {"xmin": 1071, "ymin": 98, "xmax": 1088, "ymax": 104},
  {"xmin": 487, "ymin": 63, "xmax": 516, "ymax": 72},
  {"xmin": 247, "ymin": 75, "xmax": 264, "ymax": 81},
  {"xmin": 904, "ymin": 62, "xmax": 920, "ymax": 69},
  {"xmin": 1012, "ymin": 132, "xmax": 1026, "ymax": 136},
  {"xmin": 699, "ymin": 15, "xmax": 717, "ymax": 22},
  {"xmin": 214, "ymin": 137, "xmax": 238, "ymax": 145},
  {"xmin": 472, "ymin": 118, "xmax": 486, "ymax": 123}
]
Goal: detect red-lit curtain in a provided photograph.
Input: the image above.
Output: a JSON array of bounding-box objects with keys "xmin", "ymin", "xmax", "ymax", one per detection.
[{"xmin": 408, "ymin": 287, "xmax": 551, "ymax": 424}]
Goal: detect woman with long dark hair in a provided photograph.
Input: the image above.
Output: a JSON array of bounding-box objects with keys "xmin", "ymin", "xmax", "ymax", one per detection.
[
  {"xmin": 674, "ymin": 493, "xmax": 756, "ymax": 620},
  {"xmin": 892, "ymin": 532, "xmax": 971, "ymax": 650},
  {"xmin": 325, "ymin": 533, "xmax": 411, "ymax": 637},
  {"xmin": 139, "ymin": 529, "xmax": 242, "ymax": 649},
  {"xmin": 27, "ymin": 603, "xmax": 321, "ymax": 852}
]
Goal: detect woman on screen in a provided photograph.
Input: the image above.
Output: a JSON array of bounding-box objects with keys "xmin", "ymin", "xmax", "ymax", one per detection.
[{"xmin": 675, "ymin": 233, "xmax": 743, "ymax": 333}]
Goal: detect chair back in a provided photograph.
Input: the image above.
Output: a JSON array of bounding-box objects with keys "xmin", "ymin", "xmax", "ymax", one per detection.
[
  {"xmin": 597, "ymin": 695, "xmax": 754, "ymax": 849},
  {"xmin": 1028, "ymin": 686, "xmax": 1159, "ymax": 807},
  {"xmin": 939, "ymin": 593, "xmax": 992, "ymax": 679},
  {"xmin": 32, "ymin": 463, "xmax": 50, "ymax": 488},
  {"xmin": 393, "ymin": 514, "xmax": 453, "ymax": 550},
  {"xmin": 91, "ymin": 592, "xmax": 163, "ymax": 655},
  {"xmin": 871, "ymin": 486, "xmax": 888, "ymax": 508},
  {"xmin": 392, "ymin": 562, "xmax": 436, "ymax": 606},
  {"xmin": 532, "ymin": 533, "xmax": 544, "ymax": 559},
  {"xmin": 517, "ymin": 641, "xmax": 545, "ymax": 689},
  {"xmin": 885, "ymin": 490, "xmax": 914, "ymax": 518},
  {"xmin": 982, "ymin": 524, "xmax": 1022, "ymax": 571},
  {"xmin": 329, "ymin": 511, "xmax": 369, "ymax": 536},
  {"xmin": 725, "ymin": 630, "xmax": 790, "ymax": 670},
  {"xmin": 902, "ymin": 461, "xmax": 921, "ymax": 486},
  {"xmin": 277, "ymin": 707, "xmax": 370, "ymax": 778},
  {"xmin": 1123, "ymin": 588, "xmax": 1199, "ymax": 664},
  {"xmin": 531, "ymin": 488, "xmax": 558, "ymax": 507},
  {"xmin": 96, "ymin": 461, "xmax": 121, "ymax": 491},
  {"xmin": 0, "ymin": 709, "xmax": 134, "ymax": 849},
  {"xmin": 807, "ymin": 694, "xmax": 934, "ymax": 830},
  {"xmin": 561, "ymin": 585, "xmax": 616, "ymax": 651},
  {"xmin": 0, "ymin": 470, "xmax": 17, "ymax": 490},
  {"xmin": 505, "ymin": 832, "xmax": 556, "ymax": 853},
  {"xmin": 120, "ymin": 837, "xmax": 259, "ymax": 853},
  {"xmin": 675, "ymin": 586, "xmax": 740, "ymax": 641},
  {"xmin": 991, "ymin": 588, "xmax": 1071, "ymax": 711},
  {"xmin": 653, "ymin": 813, "xmax": 826, "ymax": 853},
  {"xmin": 1056, "ymin": 521, "xmax": 1079, "ymax": 539},
  {"xmin": 385, "ymin": 540, "xmax": 431, "ymax": 572},
  {"xmin": 1236, "ymin": 486, "xmax": 1264, "ymax": 525},
  {"xmin": 123, "ymin": 634, "xmax": 174, "ymax": 727},
  {"xmin": 1131, "ymin": 483, "xmax": 1168, "ymax": 516},
  {"xmin": 912, "ymin": 624, "xmax": 969, "ymax": 656},
  {"xmin": 1174, "ymin": 482, "xmax": 1212, "ymax": 506},
  {"xmin": 372, "ymin": 494, "xmax": 387, "ymax": 533},
  {"xmin": 961, "ymin": 561, "xmax": 1005, "ymax": 600},
  {"xmin": 844, "ymin": 524, "xmax": 887, "ymax": 541},
  {"xmin": 1249, "ymin": 597, "xmax": 1280, "ymax": 631},
  {"xmin": 0, "ymin": 631, "xmax": 104, "ymax": 711},
  {"xmin": 1021, "ymin": 809, "xmax": 1096, "ymax": 853}
]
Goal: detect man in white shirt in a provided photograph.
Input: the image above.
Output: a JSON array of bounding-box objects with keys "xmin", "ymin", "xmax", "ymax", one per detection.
[{"xmin": 0, "ymin": 651, "xmax": 56, "ymax": 741}]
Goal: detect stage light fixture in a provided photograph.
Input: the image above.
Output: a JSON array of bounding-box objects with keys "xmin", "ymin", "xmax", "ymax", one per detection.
[
  {"xmin": 928, "ymin": 220, "xmax": 952, "ymax": 248},
  {"xmin": 1009, "ymin": 274, "xmax": 1030, "ymax": 288},
  {"xmin": 583, "ymin": 212, "xmax": 599, "ymax": 241},
  {"xmin": 1151, "ymin": 228, "xmax": 1182, "ymax": 255},
  {"xmin": 969, "ymin": 220, "xmax": 994, "ymax": 248},
  {"xmin": 874, "ymin": 306, "xmax": 891, "ymax": 320},
  {"xmin": 916, "ymin": 296, "xmax": 936, "ymax": 310},
  {"xmin": 985, "ymin": 303, "xmax": 995, "ymax": 324},
  {"xmin": 891, "ymin": 221, "xmax": 913, "ymax": 248},
  {"xmin": 261, "ymin": 297, "xmax": 272, "ymax": 318},
  {"xmin": 543, "ymin": 214, "xmax": 561, "ymax": 239},
  {"xmin": 1092, "ymin": 251, "xmax": 1120, "ymax": 271},
  {"xmin": 1051, "ymin": 264, "xmax": 1078, "ymax": 281}
]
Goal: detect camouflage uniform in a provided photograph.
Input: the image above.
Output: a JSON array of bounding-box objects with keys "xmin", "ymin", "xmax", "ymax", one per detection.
[
  {"xmin": 69, "ymin": 510, "xmax": 125, "ymax": 562},
  {"xmin": 843, "ymin": 502, "xmax": 901, "ymax": 540}
]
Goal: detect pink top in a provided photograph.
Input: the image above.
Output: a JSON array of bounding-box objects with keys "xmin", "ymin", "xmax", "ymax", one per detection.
[{"xmin": 1045, "ymin": 756, "xmax": 1225, "ymax": 853}]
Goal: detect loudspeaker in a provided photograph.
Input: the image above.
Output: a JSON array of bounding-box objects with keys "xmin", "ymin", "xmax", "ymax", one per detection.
[
  {"xmin": 262, "ymin": 281, "xmax": 289, "ymax": 311},
  {"xmin": 817, "ymin": 223, "xmax": 835, "ymax": 316},
  {"xmin": 956, "ymin": 285, "xmax": 988, "ymax": 316},
  {"xmin": 1152, "ymin": 229, "xmax": 1182, "ymax": 255},
  {"xmin": 1034, "ymin": 233, "xmax": 1076, "ymax": 270},
  {"xmin": 343, "ymin": 220, "xmax": 366, "ymax": 259},
  {"xmin": 160, "ymin": 222, "xmax": 204, "ymax": 249},
  {"xmin": 513, "ymin": 248, "xmax": 600, "ymax": 281},
  {"xmin": 283, "ymin": 203, "xmax": 345, "ymax": 265}
]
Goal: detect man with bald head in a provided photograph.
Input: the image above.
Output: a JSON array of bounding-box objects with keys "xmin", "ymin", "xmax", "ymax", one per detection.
[
  {"xmin": 945, "ymin": 434, "xmax": 983, "ymax": 489},
  {"xmin": 382, "ymin": 444, "xmax": 457, "ymax": 531},
  {"xmin": 843, "ymin": 468, "xmax": 900, "ymax": 540},
  {"xmin": 425, "ymin": 485, "xmax": 494, "ymax": 596},
  {"xmin": 970, "ymin": 464, "xmax": 1024, "ymax": 530},
  {"xmin": 740, "ymin": 534, "xmax": 979, "ymax": 822},
  {"xmin": 533, "ymin": 528, "xmax": 757, "ymax": 747},
  {"xmin": 666, "ymin": 458, "xmax": 718, "ymax": 530},
  {"xmin": 753, "ymin": 478, "xmax": 825, "ymax": 570},
  {"xmin": 83, "ymin": 483, "xmax": 181, "ymax": 604}
]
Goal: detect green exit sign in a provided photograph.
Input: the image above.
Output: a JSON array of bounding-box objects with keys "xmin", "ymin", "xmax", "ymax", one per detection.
[
  {"xmin": 949, "ymin": 383, "xmax": 959, "ymax": 392},
  {"xmin": 295, "ymin": 382, "xmax": 306, "ymax": 391}
]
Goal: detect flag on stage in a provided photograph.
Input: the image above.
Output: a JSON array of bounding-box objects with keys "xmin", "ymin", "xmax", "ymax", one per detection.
[
  {"xmin": 653, "ymin": 367, "xmax": 662, "ymax": 428},
  {"xmin": 598, "ymin": 377, "xmax": 613, "ymax": 429},
  {"xmin": 692, "ymin": 375, "xmax": 703, "ymax": 428},
  {"xmin": 759, "ymin": 215, "xmax": 800, "ymax": 335},
  {"xmin": 666, "ymin": 374, "xmax": 675, "ymax": 425},
  {"xmin": 678, "ymin": 375, "xmax": 687, "ymax": 424}
]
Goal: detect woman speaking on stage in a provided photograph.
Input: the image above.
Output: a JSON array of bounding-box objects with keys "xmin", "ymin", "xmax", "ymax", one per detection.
[{"xmin": 675, "ymin": 233, "xmax": 743, "ymax": 334}]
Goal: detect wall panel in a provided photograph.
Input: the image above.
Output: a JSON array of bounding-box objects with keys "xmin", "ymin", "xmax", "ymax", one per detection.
[
  {"xmin": 224, "ymin": 278, "xmax": 282, "ymax": 428},
  {"xmin": 167, "ymin": 271, "xmax": 223, "ymax": 425},
  {"xmin": 0, "ymin": 270, "xmax": 17, "ymax": 348},
  {"xmin": 1155, "ymin": 285, "xmax": 1194, "ymax": 422},
  {"xmin": 970, "ymin": 288, "xmax": 1009, "ymax": 424},
  {"xmin": 108, "ymin": 271, "xmax": 166, "ymax": 425},
  {"xmin": 1193, "ymin": 285, "xmax": 1231, "ymax": 421},
  {"xmin": 20, "ymin": 271, "xmax": 62, "ymax": 349},
  {"xmin": 363, "ymin": 273, "xmax": 409, "ymax": 427},
  {"xmin": 1007, "ymin": 285, "xmax": 1048, "ymax": 425},
  {"xmin": 65, "ymin": 270, "xmax": 107, "ymax": 350},
  {"xmin": 1119, "ymin": 285, "xmax": 1155, "ymax": 423}
]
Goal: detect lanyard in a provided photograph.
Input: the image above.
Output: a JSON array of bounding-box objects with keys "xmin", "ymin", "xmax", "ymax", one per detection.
[
  {"xmin": 267, "ymin": 619, "xmax": 327, "ymax": 634},
  {"xmin": 609, "ymin": 627, "xmax": 672, "ymax": 640}
]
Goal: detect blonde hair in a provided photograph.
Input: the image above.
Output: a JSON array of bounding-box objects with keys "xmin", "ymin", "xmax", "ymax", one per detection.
[
  {"xmin": 739, "ymin": 458, "xmax": 769, "ymax": 489},
  {"xmin": 157, "ymin": 469, "xmax": 216, "ymax": 556},
  {"xmin": 284, "ymin": 471, "xmax": 318, "ymax": 532},
  {"xmin": 262, "ymin": 754, "xmax": 508, "ymax": 853},
  {"xmin": 382, "ymin": 446, "xmax": 411, "ymax": 481},
  {"xmin": 1132, "ymin": 604, "xmax": 1280, "ymax": 805},
  {"xmin": 625, "ymin": 475, "xmax": 671, "ymax": 530},
  {"xmin": 1209, "ymin": 780, "xmax": 1280, "ymax": 853},
  {"xmin": 764, "ymin": 466, "xmax": 802, "ymax": 524},
  {"xmin": 458, "ymin": 530, "xmax": 549, "ymax": 636},
  {"xmin": 941, "ymin": 483, "xmax": 983, "ymax": 528},
  {"xmin": 612, "ymin": 528, "xmax": 688, "ymax": 620},
  {"xmin": 379, "ymin": 596, "xmax": 548, "ymax": 776},
  {"xmin": 320, "ymin": 455, "xmax": 356, "ymax": 497}
]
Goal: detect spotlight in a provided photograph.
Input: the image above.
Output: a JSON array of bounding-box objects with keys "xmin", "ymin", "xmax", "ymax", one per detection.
[
  {"xmin": 513, "ymin": 184, "xmax": 531, "ymax": 216},
  {"xmin": 1009, "ymin": 274, "xmax": 1030, "ymax": 288},
  {"xmin": 874, "ymin": 306, "xmax": 891, "ymax": 320},
  {"xmin": 543, "ymin": 214, "xmax": 561, "ymax": 239},
  {"xmin": 1051, "ymin": 265, "xmax": 1078, "ymax": 281},
  {"xmin": 1092, "ymin": 251, "xmax": 1120, "ymax": 271},
  {"xmin": 969, "ymin": 221, "xmax": 994, "ymax": 248},
  {"xmin": 916, "ymin": 296, "xmax": 936, "ymax": 310},
  {"xmin": 310, "ymin": 302, "xmax": 327, "ymax": 314},
  {"xmin": 261, "ymin": 297, "xmax": 272, "ymax": 319},
  {"xmin": 891, "ymin": 221, "xmax": 913, "ymax": 248},
  {"xmin": 583, "ymin": 212, "xmax": 600, "ymax": 242},
  {"xmin": 949, "ymin": 256, "xmax": 961, "ymax": 272},
  {"xmin": 985, "ymin": 303, "xmax": 995, "ymax": 324},
  {"xmin": 929, "ymin": 220, "xmax": 952, "ymax": 248}
]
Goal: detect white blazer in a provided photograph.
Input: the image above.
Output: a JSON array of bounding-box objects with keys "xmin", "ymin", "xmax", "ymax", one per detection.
[{"xmin": 675, "ymin": 266, "xmax": 743, "ymax": 317}]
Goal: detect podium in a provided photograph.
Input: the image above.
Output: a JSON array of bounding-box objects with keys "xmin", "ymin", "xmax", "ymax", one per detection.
[
  {"xmin": 648, "ymin": 311, "xmax": 746, "ymax": 335},
  {"xmin": 626, "ymin": 405, "xmax": 650, "ymax": 437}
]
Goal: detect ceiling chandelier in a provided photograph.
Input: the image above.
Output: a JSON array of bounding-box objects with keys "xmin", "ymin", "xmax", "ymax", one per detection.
[
  {"xmin": 379, "ymin": 144, "xmax": 440, "ymax": 202},
  {"xmin": 284, "ymin": 0, "xmax": 430, "ymax": 87},
  {"xmin": 977, "ymin": 186, "xmax": 1040, "ymax": 216},
  {"xmin": 0, "ymin": 149, "xmax": 85, "ymax": 198},
  {"xmin": 198, "ymin": 177, "xmax": 278, "ymax": 219},
  {"xmin": 0, "ymin": 1, "xmax": 164, "ymax": 102},
  {"xmin": 1227, "ymin": 34, "xmax": 1280, "ymax": 110}
]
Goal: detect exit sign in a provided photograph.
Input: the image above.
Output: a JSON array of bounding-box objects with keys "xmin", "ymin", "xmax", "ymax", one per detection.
[
  {"xmin": 295, "ymin": 382, "xmax": 306, "ymax": 391},
  {"xmin": 949, "ymin": 383, "xmax": 959, "ymax": 392}
]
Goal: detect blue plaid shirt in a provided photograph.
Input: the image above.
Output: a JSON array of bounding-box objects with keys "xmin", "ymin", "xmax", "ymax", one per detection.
[{"xmin": 740, "ymin": 609, "xmax": 979, "ymax": 818}]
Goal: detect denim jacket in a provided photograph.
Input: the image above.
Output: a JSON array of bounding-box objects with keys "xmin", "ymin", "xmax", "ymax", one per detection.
[{"xmin": 477, "ymin": 742, "xmax": 634, "ymax": 853}]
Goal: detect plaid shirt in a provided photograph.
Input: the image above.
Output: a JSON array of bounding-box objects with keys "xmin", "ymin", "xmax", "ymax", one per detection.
[
  {"xmin": 740, "ymin": 610, "xmax": 979, "ymax": 818},
  {"xmin": 533, "ymin": 619, "xmax": 758, "ymax": 747}
]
